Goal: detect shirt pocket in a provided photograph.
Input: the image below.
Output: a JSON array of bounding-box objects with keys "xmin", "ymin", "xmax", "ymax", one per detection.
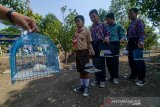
[{"xmin": 78, "ymin": 34, "xmax": 86, "ymax": 42}]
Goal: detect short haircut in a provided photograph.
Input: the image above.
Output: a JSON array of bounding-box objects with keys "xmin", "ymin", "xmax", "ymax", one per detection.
[
  {"xmin": 129, "ymin": 8, "xmax": 139, "ymax": 13},
  {"xmin": 89, "ymin": 9, "xmax": 98, "ymax": 15},
  {"xmin": 106, "ymin": 13, "xmax": 115, "ymax": 19},
  {"xmin": 74, "ymin": 15, "xmax": 85, "ymax": 22}
]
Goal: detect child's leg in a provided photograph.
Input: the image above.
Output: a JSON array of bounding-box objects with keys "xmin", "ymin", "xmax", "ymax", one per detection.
[
  {"xmin": 74, "ymin": 52, "xmax": 86, "ymax": 92},
  {"xmin": 83, "ymin": 72, "xmax": 90, "ymax": 96},
  {"xmin": 112, "ymin": 42, "xmax": 120, "ymax": 79},
  {"xmin": 106, "ymin": 57, "xmax": 114, "ymax": 79},
  {"xmin": 92, "ymin": 56, "xmax": 103, "ymax": 83},
  {"xmin": 83, "ymin": 73, "xmax": 90, "ymax": 87},
  {"xmin": 112, "ymin": 56, "xmax": 119, "ymax": 78},
  {"xmin": 73, "ymin": 72, "xmax": 85, "ymax": 92},
  {"xmin": 80, "ymin": 72, "xmax": 85, "ymax": 86}
]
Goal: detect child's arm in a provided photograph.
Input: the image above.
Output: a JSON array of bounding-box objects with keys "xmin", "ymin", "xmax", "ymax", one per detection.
[
  {"xmin": 88, "ymin": 42, "xmax": 95, "ymax": 56},
  {"xmin": 118, "ymin": 25, "xmax": 126, "ymax": 43},
  {"xmin": 102, "ymin": 24, "xmax": 110, "ymax": 43},
  {"xmin": 137, "ymin": 20, "xmax": 145, "ymax": 48},
  {"xmin": 86, "ymin": 29, "xmax": 95, "ymax": 56}
]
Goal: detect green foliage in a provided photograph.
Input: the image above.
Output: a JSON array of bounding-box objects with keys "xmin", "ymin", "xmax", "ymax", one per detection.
[
  {"xmin": 60, "ymin": 7, "xmax": 77, "ymax": 63},
  {"xmin": 0, "ymin": 0, "xmax": 29, "ymax": 13},
  {"xmin": 61, "ymin": 8, "xmax": 77, "ymax": 52},
  {"xmin": 38, "ymin": 7, "xmax": 77, "ymax": 64},
  {"xmin": 0, "ymin": 26, "xmax": 21, "ymax": 35},
  {"xmin": 57, "ymin": 6, "xmax": 78, "ymax": 52},
  {"xmin": 98, "ymin": 8, "xmax": 108, "ymax": 22},
  {"xmin": 144, "ymin": 26, "xmax": 159, "ymax": 49},
  {"xmin": 39, "ymin": 13, "xmax": 62, "ymax": 45},
  {"xmin": 109, "ymin": 0, "xmax": 131, "ymax": 25},
  {"xmin": 129, "ymin": 0, "xmax": 160, "ymax": 26}
]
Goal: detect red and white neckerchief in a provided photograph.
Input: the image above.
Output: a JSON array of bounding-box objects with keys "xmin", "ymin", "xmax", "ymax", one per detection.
[{"xmin": 73, "ymin": 28, "xmax": 83, "ymax": 49}]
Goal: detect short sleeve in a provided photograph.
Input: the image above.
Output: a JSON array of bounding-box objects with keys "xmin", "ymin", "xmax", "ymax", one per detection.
[
  {"xmin": 102, "ymin": 23, "xmax": 110, "ymax": 39},
  {"xmin": 137, "ymin": 20, "xmax": 145, "ymax": 43},
  {"xmin": 86, "ymin": 29, "xmax": 92, "ymax": 43}
]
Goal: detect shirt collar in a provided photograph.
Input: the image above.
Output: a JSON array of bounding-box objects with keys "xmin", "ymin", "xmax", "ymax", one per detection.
[
  {"xmin": 77, "ymin": 26, "xmax": 85, "ymax": 33},
  {"xmin": 106, "ymin": 22, "xmax": 116, "ymax": 25},
  {"xmin": 92, "ymin": 22, "xmax": 101, "ymax": 26},
  {"xmin": 131, "ymin": 18, "xmax": 138, "ymax": 23}
]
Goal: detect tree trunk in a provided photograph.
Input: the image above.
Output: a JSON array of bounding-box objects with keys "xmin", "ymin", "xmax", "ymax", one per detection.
[
  {"xmin": 64, "ymin": 51, "xmax": 68, "ymax": 64},
  {"xmin": 155, "ymin": 45, "xmax": 158, "ymax": 50}
]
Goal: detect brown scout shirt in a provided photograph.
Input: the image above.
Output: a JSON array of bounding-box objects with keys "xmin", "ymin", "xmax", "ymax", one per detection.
[{"xmin": 75, "ymin": 27, "xmax": 92, "ymax": 50}]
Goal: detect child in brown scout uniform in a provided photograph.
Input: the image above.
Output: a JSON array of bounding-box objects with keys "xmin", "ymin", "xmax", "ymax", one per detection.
[{"xmin": 73, "ymin": 15, "xmax": 95, "ymax": 97}]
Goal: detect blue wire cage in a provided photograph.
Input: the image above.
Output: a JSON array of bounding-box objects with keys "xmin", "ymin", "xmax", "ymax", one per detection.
[
  {"xmin": 133, "ymin": 49, "xmax": 151, "ymax": 61},
  {"xmin": 10, "ymin": 33, "xmax": 60, "ymax": 84}
]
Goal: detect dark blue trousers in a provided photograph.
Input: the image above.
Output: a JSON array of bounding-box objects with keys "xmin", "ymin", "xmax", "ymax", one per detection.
[{"xmin": 127, "ymin": 38, "xmax": 146, "ymax": 80}]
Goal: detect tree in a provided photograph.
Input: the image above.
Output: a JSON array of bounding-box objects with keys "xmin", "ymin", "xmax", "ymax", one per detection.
[
  {"xmin": 0, "ymin": 26, "xmax": 21, "ymax": 35},
  {"xmin": 58, "ymin": 6, "xmax": 78, "ymax": 64},
  {"xmin": 38, "ymin": 10, "xmax": 76, "ymax": 64},
  {"xmin": 39, "ymin": 13, "xmax": 62, "ymax": 45},
  {"xmin": 109, "ymin": 0, "xmax": 130, "ymax": 25},
  {"xmin": 98, "ymin": 8, "xmax": 108, "ymax": 22},
  {"xmin": 144, "ymin": 26, "xmax": 159, "ymax": 49},
  {"xmin": 0, "ymin": 0, "xmax": 30, "ymax": 13},
  {"xmin": 129, "ymin": 0, "xmax": 160, "ymax": 27}
]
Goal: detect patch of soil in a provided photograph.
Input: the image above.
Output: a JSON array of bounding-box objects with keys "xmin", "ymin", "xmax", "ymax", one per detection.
[{"xmin": 0, "ymin": 55, "xmax": 160, "ymax": 107}]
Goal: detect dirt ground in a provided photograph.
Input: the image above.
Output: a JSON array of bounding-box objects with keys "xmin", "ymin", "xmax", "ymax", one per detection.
[{"xmin": 0, "ymin": 54, "xmax": 160, "ymax": 107}]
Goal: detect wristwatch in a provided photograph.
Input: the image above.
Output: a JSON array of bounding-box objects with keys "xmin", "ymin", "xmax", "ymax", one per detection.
[{"xmin": 6, "ymin": 10, "xmax": 15, "ymax": 23}]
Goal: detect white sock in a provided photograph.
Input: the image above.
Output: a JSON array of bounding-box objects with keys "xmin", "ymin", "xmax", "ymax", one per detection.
[
  {"xmin": 80, "ymin": 79, "xmax": 84, "ymax": 86},
  {"xmin": 84, "ymin": 79, "xmax": 90, "ymax": 87}
]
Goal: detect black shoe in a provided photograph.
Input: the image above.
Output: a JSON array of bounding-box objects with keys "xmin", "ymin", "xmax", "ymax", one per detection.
[
  {"xmin": 135, "ymin": 80, "xmax": 145, "ymax": 86},
  {"xmin": 83, "ymin": 87, "xmax": 89, "ymax": 97},
  {"xmin": 113, "ymin": 78, "xmax": 119, "ymax": 84},
  {"xmin": 73, "ymin": 85, "xmax": 84, "ymax": 93}
]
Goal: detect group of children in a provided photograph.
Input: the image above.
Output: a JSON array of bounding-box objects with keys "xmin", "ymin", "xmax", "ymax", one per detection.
[{"xmin": 72, "ymin": 8, "xmax": 146, "ymax": 97}]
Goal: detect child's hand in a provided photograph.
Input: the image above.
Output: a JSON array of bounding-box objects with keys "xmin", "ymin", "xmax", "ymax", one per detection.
[
  {"xmin": 138, "ymin": 42, "xmax": 144, "ymax": 48},
  {"xmin": 103, "ymin": 37, "xmax": 109, "ymax": 43},
  {"xmin": 89, "ymin": 49, "xmax": 95, "ymax": 56},
  {"xmin": 120, "ymin": 39, "xmax": 125, "ymax": 44}
]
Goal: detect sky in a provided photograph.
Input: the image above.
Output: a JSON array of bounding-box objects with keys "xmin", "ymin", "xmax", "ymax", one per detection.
[
  {"xmin": 30, "ymin": 0, "xmax": 111, "ymax": 26},
  {"xmin": 0, "ymin": 0, "xmax": 111, "ymax": 29}
]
